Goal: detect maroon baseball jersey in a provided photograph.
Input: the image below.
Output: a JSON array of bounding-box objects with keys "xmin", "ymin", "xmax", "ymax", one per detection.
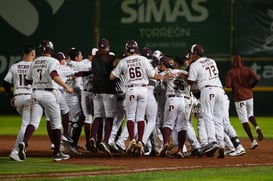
[{"xmin": 225, "ymin": 55, "xmax": 259, "ymax": 102}]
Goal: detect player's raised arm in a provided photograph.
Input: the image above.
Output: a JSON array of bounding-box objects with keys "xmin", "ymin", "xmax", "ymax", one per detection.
[{"xmin": 51, "ymin": 71, "xmax": 73, "ymax": 93}]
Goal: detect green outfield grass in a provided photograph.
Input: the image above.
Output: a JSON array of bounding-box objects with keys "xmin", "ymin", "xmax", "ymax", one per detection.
[
  {"xmin": 0, "ymin": 115, "xmax": 272, "ymax": 180},
  {"xmin": 0, "ymin": 115, "xmax": 272, "ymax": 138}
]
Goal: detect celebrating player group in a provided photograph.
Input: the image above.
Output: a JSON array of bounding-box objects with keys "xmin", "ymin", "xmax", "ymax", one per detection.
[{"xmin": 3, "ymin": 38, "xmax": 264, "ymax": 162}]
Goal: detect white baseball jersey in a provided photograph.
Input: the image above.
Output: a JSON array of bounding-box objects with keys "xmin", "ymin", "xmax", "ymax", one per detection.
[
  {"xmin": 4, "ymin": 61, "xmax": 32, "ymax": 95},
  {"xmin": 163, "ymin": 69, "xmax": 190, "ymax": 97},
  {"xmin": 66, "ymin": 60, "xmax": 83, "ymax": 90},
  {"xmin": 188, "ymin": 57, "xmax": 222, "ymax": 89},
  {"xmin": 4, "ymin": 60, "xmax": 32, "ymax": 152},
  {"xmin": 57, "ymin": 63, "xmax": 75, "ymax": 91},
  {"xmin": 79, "ymin": 58, "xmax": 93, "ymax": 91},
  {"xmin": 111, "ymin": 54, "xmax": 156, "ymax": 86},
  {"xmin": 26, "ymin": 56, "xmax": 61, "ymax": 89},
  {"xmin": 188, "ymin": 56, "xmax": 225, "ymax": 147}
]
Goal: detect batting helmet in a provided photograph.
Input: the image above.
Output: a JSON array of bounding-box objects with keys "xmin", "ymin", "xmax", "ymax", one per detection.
[
  {"xmin": 141, "ymin": 47, "xmax": 153, "ymax": 59},
  {"xmin": 189, "ymin": 44, "xmax": 204, "ymax": 56},
  {"xmin": 153, "ymin": 50, "xmax": 164, "ymax": 61},
  {"xmin": 55, "ymin": 52, "xmax": 66, "ymax": 62},
  {"xmin": 39, "ymin": 40, "xmax": 54, "ymax": 54},
  {"xmin": 125, "ymin": 40, "xmax": 138, "ymax": 53}
]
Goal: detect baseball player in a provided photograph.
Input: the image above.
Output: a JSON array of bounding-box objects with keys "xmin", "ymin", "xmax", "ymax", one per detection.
[
  {"xmin": 108, "ymin": 60, "xmax": 127, "ymax": 152},
  {"xmin": 3, "ymin": 44, "xmax": 35, "ymax": 161},
  {"xmin": 141, "ymin": 47, "xmax": 160, "ymax": 156},
  {"xmin": 89, "ymin": 38, "xmax": 117, "ymax": 157},
  {"xmin": 63, "ymin": 47, "xmax": 86, "ymax": 155},
  {"xmin": 187, "ymin": 44, "xmax": 226, "ymax": 158},
  {"xmin": 225, "ymin": 55, "xmax": 263, "ymax": 149},
  {"xmin": 18, "ymin": 40, "xmax": 73, "ymax": 161},
  {"xmin": 158, "ymin": 56, "xmax": 190, "ymax": 158},
  {"xmin": 110, "ymin": 40, "xmax": 169, "ymax": 157},
  {"xmin": 76, "ymin": 48, "xmax": 98, "ymax": 152},
  {"xmin": 222, "ymin": 94, "xmax": 246, "ymax": 156},
  {"xmin": 46, "ymin": 52, "xmax": 74, "ymax": 150},
  {"xmin": 108, "ymin": 50, "xmax": 130, "ymax": 152}
]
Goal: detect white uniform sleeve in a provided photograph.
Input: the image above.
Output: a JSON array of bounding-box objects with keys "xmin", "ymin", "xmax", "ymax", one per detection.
[
  {"xmin": 187, "ymin": 62, "xmax": 198, "ymax": 82},
  {"xmin": 3, "ymin": 65, "xmax": 13, "ymax": 83}
]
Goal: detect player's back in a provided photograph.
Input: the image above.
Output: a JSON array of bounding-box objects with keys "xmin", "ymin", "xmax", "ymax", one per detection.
[
  {"xmin": 92, "ymin": 50, "xmax": 116, "ymax": 93},
  {"xmin": 165, "ymin": 69, "xmax": 190, "ymax": 97},
  {"xmin": 6, "ymin": 60, "xmax": 32, "ymax": 95},
  {"xmin": 28, "ymin": 56, "xmax": 59, "ymax": 89},
  {"xmin": 119, "ymin": 54, "xmax": 155, "ymax": 86},
  {"xmin": 191, "ymin": 57, "xmax": 222, "ymax": 89}
]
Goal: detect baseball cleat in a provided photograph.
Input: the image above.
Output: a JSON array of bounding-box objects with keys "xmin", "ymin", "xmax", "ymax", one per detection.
[
  {"xmin": 229, "ymin": 146, "xmax": 246, "ymax": 156},
  {"xmin": 89, "ymin": 138, "xmax": 97, "ymax": 152},
  {"xmin": 190, "ymin": 148, "xmax": 204, "ymax": 157},
  {"xmin": 99, "ymin": 142, "xmax": 112, "ymax": 157},
  {"xmin": 250, "ymin": 140, "xmax": 258, "ymax": 150},
  {"xmin": 175, "ymin": 151, "xmax": 184, "ymax": 159},
  {"xmin": 109, "ymin": 141, "xmax": 119, "ymax": 152},
  {"xmin": 255, "ymin": 127, "xmax": 263, "ymax": 141},
  {"xmin": 9, "ymin": 150, "xmax": 23, "ymax": 162},
  {"xmin": 54, "ymin": 152, "xmax": 70, "ymax": 161},
  {"xmin": 61, "ymin": 135, "xmax": 73, "ymax": 144},
  {"xmin": 18, "ymin": 142, "xmax": 26, "ymax": 160},
  {"xmin": 134, "ymin": 141, "xmax": 143, "ymax": 157},
  {"xmin": 69, "ymin": 145, "xmax": 82, "ymax": 155},
  {"xmin": 224, "ymin": 148, "xmax": 235, "ymax": 156},
  {"xmin": 204, "ymin": 142, "xmax": 219, "ymax": 153},
  {"xmin": 116, "ymin": 141, "xmax": 126, "ymax": 152},
  {"xmin": 159, "ymin": 143, "xmax": 169, "ymax": 157},
  {"xmin": 126, "ymin": 139, "xmax": 137, "ymax": 153}
]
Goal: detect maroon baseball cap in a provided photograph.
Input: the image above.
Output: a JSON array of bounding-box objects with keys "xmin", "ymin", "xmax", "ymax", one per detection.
[
  {"xmin": 160, "ymin": 56, "xmax": 171, "ymax": 68},
  {"xmin": 189, "ymin": 44, "xmax": 204, "ymax": 56},
  {"xmin": 55, "ymin": 52, "xmax": 66, "ymax": 61},
  {"xmin": 141, "ymin": 47, "xmax": 153, "ymax": 59},
  {"xmin": 98, "ymin": 38, "xmax": 110, "ymax": 49}
]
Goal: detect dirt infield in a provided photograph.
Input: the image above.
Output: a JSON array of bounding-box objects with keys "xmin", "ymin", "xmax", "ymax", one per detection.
[{"xmin": 1, "ymin": 136, "xmax": 273, "ymax": 179}]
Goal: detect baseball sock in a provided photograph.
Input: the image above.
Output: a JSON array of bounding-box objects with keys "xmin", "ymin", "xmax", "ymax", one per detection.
[
  {"xmin": 71, "ymin": 123, "xmax": 82, "ymax": 147},
  {"xmin": 91, "ymin": 117, "xmax": 102, "ymax": 141},
  {"xmin": 248, "ymin": 116, "xmax": 258, "ymax": 127},
  {"xmin": 23, "ymin": 124, "xmax": 35, "ymax": 145},
  {"xmin": 62, "ymin": 112, "xmax": 70, "ymax": 137},
  {"xmin": 52, "ymin": 129, "xmax": 61, "ymax": 155},
  {"xmin": 178, "ymin": 130, "xmax": 186, "ymax": 152},
  {"xmin": 104, "ymin": 117, "xmax": 113, "ymax": 143},
  {"xmin": 46, "ymin": 121, "xmax": 53, "ymax": 143},
  {"xmin": 230, "ymin": 136, "xmax": 240, "ymax": 148},
  {"xmin": 127, "ymin": 120, "xmax": 135, "ymax": 140},
  {"xmin": 242, "ymin": 122, "xmax": 254, "ymax": 141},
  {"xmin": 84, "ymin": 123, "xmax": 91, "ymax": 145},
  {"xmin": 97, "ymin": 121, "xmax": 103, "ymax": 143},
  {"xmin": 162, "ymin": 127, "xmax": 172, "ymax": 145},
  {"xmin": 137, "ymin": 121, "xmax": 145, "ymax": 142}
]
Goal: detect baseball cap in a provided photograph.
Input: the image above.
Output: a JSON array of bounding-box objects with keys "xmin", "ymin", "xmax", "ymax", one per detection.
[
  {"xmin": 189, "ymin": 44, "xmax": 204, "ymax": 56},
  {"xmin": 160, "ymin": 56, "xmax": 171, "ymax": 68},
  {"xmin": 98, "ymin": 38, "xmax": 110, "ymax": 49},
  {"xmin": 141, "ymin": 47, "xmax": 153, "ymax": 59},
  {"xmin": 55, "ymin": 52, "xmax": 66, "ymax": 61}
]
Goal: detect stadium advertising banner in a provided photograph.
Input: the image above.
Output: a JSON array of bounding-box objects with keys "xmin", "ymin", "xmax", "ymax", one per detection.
[
  {"xmin": 0, "ymin": 0, "xmax": 94, "ymax": 86},
  {"xmin": 234, "ymin": 0, "xmax": 273, "ymax": 56},
  {"xmin": 99, "ymin": 0, "xmax": 231, "ymax": 57}
]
